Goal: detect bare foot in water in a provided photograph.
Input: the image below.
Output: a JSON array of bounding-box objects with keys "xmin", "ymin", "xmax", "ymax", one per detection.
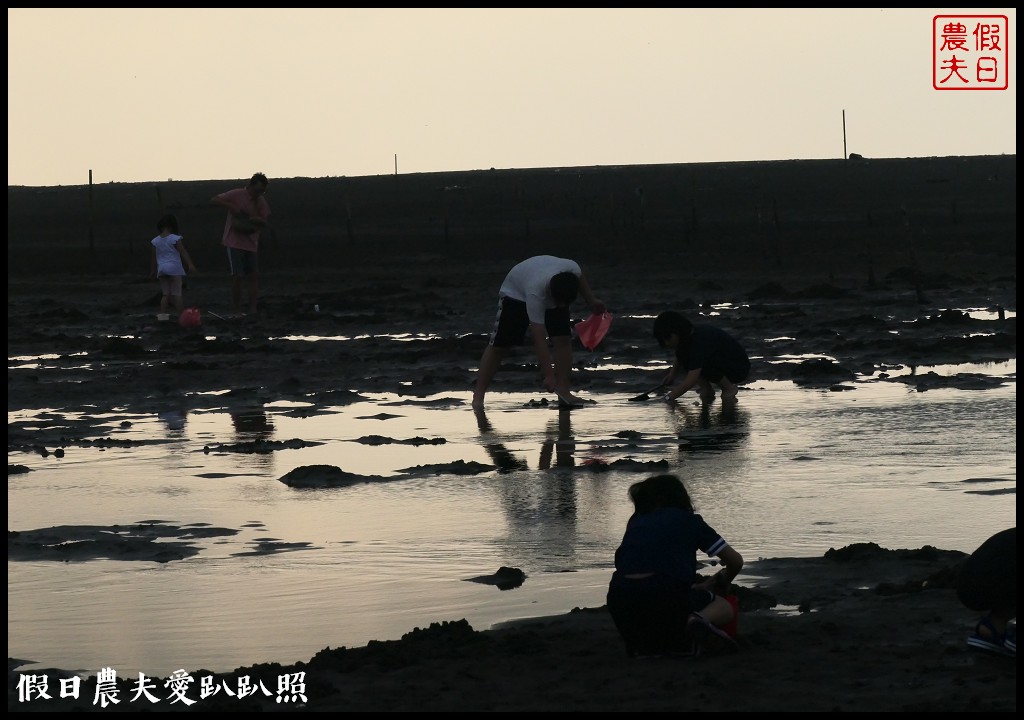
[
  {"xmin": 718, "ymin": 379, "xmax": 739, "ymax": 403},
  {"xmin": 556, "ymin": 391, "xmax": 587, "ymax": 408},
  {"xmin": 697, "ymin": 379, "xmax": 716, "ymax": 404}
]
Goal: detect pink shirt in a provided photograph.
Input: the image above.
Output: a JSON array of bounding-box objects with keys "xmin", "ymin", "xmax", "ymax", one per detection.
[{"xmin": 216, "ymin": 188, "xmax": 271, "ymax": 252}]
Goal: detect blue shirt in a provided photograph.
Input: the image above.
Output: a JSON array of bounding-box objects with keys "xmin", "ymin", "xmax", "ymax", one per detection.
[{"xmin": 613, "ymin": 507, "xmax": 728, "ymax": 582}]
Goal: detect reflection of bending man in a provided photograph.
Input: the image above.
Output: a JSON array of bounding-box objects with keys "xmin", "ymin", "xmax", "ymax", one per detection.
[
  {"xmin": 474, "ymin": 407, "xmax": 576, "ymax": 471},
  {"xmin": 230, "ymin": 408, "xmax": 275, "ymax": 438},
  {"xmin": 474, "ymin": 407, "xmax": 528, "ymax": 473},
  {"xmin": 539, "ymin": 410, "xmax": 575, "ymax": 470}
]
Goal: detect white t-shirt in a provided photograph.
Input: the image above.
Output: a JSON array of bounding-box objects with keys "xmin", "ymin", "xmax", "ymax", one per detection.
[
  {"xmin": 152, "ymin": 233, "xmax": 187, "ymax": 277},
  {"xmin": 498, "ymin": 255, "xmax": 581, "ymax": 324}
]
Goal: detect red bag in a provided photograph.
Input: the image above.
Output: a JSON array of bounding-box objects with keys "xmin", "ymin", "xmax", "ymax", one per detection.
[
  {"xmin": 179, "ymin": 307, "xmax": 202, "ymax": 328},
  {"xmin": 575, "ymin": 312, "xmax": 613, "ymax": 350}
]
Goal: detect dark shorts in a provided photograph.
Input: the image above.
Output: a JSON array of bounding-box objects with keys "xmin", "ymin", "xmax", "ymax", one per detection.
[
  {"xmin": 606, "ymin": 574, "xmax": 715, "ymax": 657},
  {"xmin": 226, "ymin": 247, "xmax": 258, "ymax": 276},
  {"xmin": 956, "ymin": 527, "xmax": 1016, "ymax": 612},
  {"xmin": 702, "ymin": 357, "xmax": 751, "ymax": 384},
  {"xmin": 487, "ymin": 297, "xmax": 571, "ymax": 347}
]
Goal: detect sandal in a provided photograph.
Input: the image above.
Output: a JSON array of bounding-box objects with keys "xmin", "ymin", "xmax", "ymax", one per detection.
[
  {"xmin": 687, "ymin": 612, "xmax": 738, "ymax": 657},
  {"xmin": 967, "ymin": 616, "xmax": 1015, "ymax": 657},
  {"xmin": 1002, "ymin": 625, "xmax": 1016, "ymax": 655}
]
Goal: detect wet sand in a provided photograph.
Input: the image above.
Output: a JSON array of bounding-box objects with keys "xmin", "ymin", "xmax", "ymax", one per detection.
[{"xmin": 7, "ymin": 545, "xmax": 1016, "ymax": 712}]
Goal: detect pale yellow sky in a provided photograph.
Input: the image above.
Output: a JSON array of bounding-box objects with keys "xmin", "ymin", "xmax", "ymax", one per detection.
[{"xmin": 7, "ymin": 8, "xmax": 1017, "ymax": 187}]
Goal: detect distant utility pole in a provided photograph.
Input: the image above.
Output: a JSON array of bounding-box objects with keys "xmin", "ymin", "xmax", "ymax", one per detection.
[
  {"xmin": 394, "ymin": 154, "xmax": 398, "ymax": 175},
  {"xmin": 88, "ymin": 169, "xmax": 95, "ymax": 254},
  {"xmin": 842, "ymin": 109, "xmax": 847, "ymax": 160}
]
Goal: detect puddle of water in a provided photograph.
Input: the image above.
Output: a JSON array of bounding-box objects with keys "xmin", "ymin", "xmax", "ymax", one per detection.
[{"xmin": 7, "ymin": 376, "xmax": 1016, "ymax": 677}]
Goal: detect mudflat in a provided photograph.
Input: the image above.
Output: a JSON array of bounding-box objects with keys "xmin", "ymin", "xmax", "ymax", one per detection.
[{"xmin": 7, "ymin": 155, "xmax": 1016, "ymax": 711}]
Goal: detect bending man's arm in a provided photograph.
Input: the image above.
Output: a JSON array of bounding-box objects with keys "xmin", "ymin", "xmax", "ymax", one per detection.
[{"xmin": 577, "ymin": 273, "xmax": 606, "ymax": 315}]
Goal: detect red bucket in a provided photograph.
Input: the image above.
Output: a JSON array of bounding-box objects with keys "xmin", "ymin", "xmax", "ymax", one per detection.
[
  {"xmin": 179, "ymin": 307, "xmax": 202, "ymax": 328},
  {"xmin": 721, "ymin": 594, "xmax": 740, "ymax": 638},
  {"xmin": 575, "ymin": 312, "xmax": 612, "ymax": 350}
]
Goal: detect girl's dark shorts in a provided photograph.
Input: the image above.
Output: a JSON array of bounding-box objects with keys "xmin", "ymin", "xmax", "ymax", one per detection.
[
  {"xmin": 606, "ymin": 574, "xmax": 715, "ymax": 657},
  {"xmin": 487, "ymin": 297, "xmax": 571, "ymax": 347}
]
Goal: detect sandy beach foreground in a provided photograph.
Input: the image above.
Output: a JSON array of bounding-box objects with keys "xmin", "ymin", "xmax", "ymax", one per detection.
[{"xmin": 8, "ymin": 544, "xmax": 1016, "ymax": 712}]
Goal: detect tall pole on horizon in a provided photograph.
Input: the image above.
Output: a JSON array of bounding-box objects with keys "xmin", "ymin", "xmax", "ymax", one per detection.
[
  {"xmin": 88, "ymin": 169, "xmax": 95, "ymax": 254},
  {"xmin": 842, "ymin": 109, "xmax": 847, "ymax": 160}
]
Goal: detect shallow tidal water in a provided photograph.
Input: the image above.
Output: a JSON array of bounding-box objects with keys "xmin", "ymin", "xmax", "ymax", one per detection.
[{"xmin": 7, "ymin": 366, "xmax": 1016, "ymax": 677}]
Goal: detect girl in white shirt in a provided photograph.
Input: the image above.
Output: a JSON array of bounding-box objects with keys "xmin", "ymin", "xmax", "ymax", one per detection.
[{"xmin": 150, "ymin": 213, "xmax": 197, "ymax": 315}]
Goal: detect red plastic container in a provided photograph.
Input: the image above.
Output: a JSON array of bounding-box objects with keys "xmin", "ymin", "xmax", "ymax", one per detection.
[
  {"xmin": 722, "ymin": 594, "xmax": 740, "ymax": 638},
  {"xmin": 575, "ymin": 312, "xmax": 612, "ymax": 350},
  {"xmin": 179, "ymin": 307, "xmax": 202, "ymax": 328}
]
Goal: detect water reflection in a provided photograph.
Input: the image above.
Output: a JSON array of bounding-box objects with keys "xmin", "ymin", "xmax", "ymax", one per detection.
[
  {"xmin": 474, "ymin": 407, "xmax": 580, "ymax": 471},
  {"xmin": 476, "ymin": 407, "xmax": 581, "ymax": 565},
  {"xmin": 224, "ymin": 407, "xmax": 278, "ymax": 471},
  {"xmin": 158, "ymin": 408, "xmax": 188, "ymax": 434},
  {"xmin": 667, "ymin": 399, "xmax": 751, "ymax": 453},
  {"xmin": 474, "ymin": 407, "xmax": 528, "ymax": 473},
  {"xmin": 538, "ymin": 411, "xmax": 575, "ymax": 470},
  {"xmin": 6, "ymin": 382, "xmax": 1016, "ymax": 676},
  {"xmin": 230, "ymin": 408, "xmax": 275, "ymax": 437}
]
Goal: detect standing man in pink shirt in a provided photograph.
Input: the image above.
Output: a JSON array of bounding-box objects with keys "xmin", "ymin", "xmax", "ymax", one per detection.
[{"xmin": 212, "ymin": 172, "xmax": 271, "ymax": 315}]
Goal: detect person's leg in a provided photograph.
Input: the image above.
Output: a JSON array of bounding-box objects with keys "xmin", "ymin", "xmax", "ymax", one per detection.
[
  {"xmin": 472, "ymin": 345, "xmax": 507, "ymax": 407},
  {"xmin": 231, "ymin": 277, "xmax": 243, "ymax": 313},
  {"xmin": 157, "ymin": 277, "xmax": 171, "ymax": 313},
  {"xmin": 473, "ymin": 298, "xmax": 526, "ymax": 407},
  {"xmin": 607, "ymin": 577, "xmax": 689, "ymax": 657},
  {"xmin": 694, "ymin": 594, "xmax": 735, "ymax": 627},
  {"xmin": 687, "ymin": 593, "xmax": 739, "ymax": 655},
  {"xmin": 551, "ymin": 336, "xmax": 573, "ymax": 393},
  {"xmin": 977, "ymin": 608, "xmax": 1016, "ymax": 639},
  {"xmin": 718, "ymin": 376, "xmax": 739, "ymax": 401},
  {"xmin": 226, "ymin": 248, "xmax": 241, "ymax": 313},
  {"xmin": 551, "ymin": 336, "xmax": 585, "ymax": 406},
  {"xmin": 248, "ymin": 272, "xmax": 260, "ymax": 314},
  {"xmin": 697, "ymin": 377, "xmax": 716, "ymax": 403},
  {"xmin": 168, "ymin": 276, "xmax": 184, "ymax": 313},
  {"xmin": 544, "ymin": 306, "xmax": 584, "ymax": 406},
  {"xmin": 244, "ymin": 251, "xmax": 260, "ymax": 314}
]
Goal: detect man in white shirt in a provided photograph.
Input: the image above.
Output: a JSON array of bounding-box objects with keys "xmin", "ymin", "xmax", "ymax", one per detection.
[{"xmin": 472, "ymin": 255, "xmax": 606, "ymax": 408}]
